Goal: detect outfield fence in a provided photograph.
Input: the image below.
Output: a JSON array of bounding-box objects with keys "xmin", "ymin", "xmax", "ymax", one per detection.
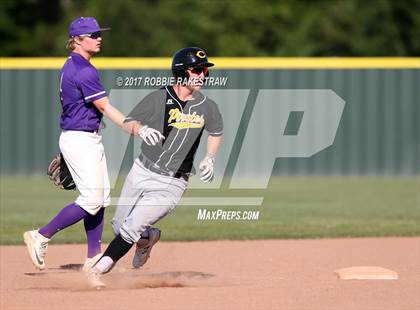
[{"xmin": 0, "ymin": 58, "xmax": 418, "ymax": 176}]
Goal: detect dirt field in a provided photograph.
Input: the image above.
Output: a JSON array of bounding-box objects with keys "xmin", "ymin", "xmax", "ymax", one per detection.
[{"xmin": 1, "ymin": 238, "xmax": 419, "ymax": 310}]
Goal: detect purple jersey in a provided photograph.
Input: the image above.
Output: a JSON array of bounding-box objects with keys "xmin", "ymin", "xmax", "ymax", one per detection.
[{"xmin": 59, "ymin": 52, "xmax": 107, "ymax": 131}]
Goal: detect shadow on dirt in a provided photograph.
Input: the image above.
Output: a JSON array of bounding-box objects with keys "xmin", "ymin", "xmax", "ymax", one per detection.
[
  {"xmin": 57, "ymin": 263, "xmax": 83, "ymax": 270},
  {"xmin": 23, "ymin": 267, "xmax": 215, "ymax": 290}
]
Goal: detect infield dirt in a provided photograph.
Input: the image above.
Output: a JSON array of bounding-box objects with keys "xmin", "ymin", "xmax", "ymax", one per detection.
[{"xmin": 1, "ymin": 238, "xmax": 419, "ymax": 310}]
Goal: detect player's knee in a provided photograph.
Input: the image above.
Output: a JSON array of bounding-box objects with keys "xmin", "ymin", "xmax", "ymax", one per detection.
[
  {"xmin": 86, "ymin": 194, "xmax": 105, "ymax": 208},
  {"xmin": 77, "ymin": 195, "xmax": 105, "ymax": 215}
]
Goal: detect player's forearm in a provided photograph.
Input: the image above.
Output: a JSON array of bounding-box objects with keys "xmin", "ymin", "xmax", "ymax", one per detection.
[
  {"xmin": 122, "ymin": 119, "xmax": 141, "ymax": 136},
  {"xmin": 206, "ymin": 135, "xmax": 222, "ymax": 157},
  {"xmin": 93, "ymin": 97, "xmax": 125, "ymax": 128},
  {"xmin": 103, "ymin": 104, "xmax": 125, "ymax": 128}
]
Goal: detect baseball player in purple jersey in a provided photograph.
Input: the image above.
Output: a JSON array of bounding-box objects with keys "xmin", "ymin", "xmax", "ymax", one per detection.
[
  {"xmin": 86, "ymin": 47, "xmax": 223, "ymax": 288},
  {"xmin": 23, "ymin": 17, "xmax": 129, "ymax": 271}
]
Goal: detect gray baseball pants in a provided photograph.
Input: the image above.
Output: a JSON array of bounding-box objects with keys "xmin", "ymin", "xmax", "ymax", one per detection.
[{"xmin": 111, "ymin": 158, "xmax": 187, "ymax": 244}]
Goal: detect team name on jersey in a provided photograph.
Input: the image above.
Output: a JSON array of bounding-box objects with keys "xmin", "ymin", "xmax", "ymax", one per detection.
[{"xmin": 168, "ymin": 108, "xmax": 205, "ymax": 129}]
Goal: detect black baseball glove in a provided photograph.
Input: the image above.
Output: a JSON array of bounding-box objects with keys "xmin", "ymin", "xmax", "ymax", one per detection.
[{"xmin": 47, "ymin": 153, "xmax": 76, "ymax": 190}]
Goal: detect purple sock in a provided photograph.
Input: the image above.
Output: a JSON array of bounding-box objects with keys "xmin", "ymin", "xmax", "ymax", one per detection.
[
  {"xmin": 84, "ymin": 207, "xmax": 104, "ymax": 258},
  {"xmin": 39, "ymin": 202, "xmax": 88, "ymax": 239}
]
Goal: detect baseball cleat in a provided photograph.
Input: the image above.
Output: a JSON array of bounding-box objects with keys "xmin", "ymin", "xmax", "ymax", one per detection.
[
  {"xmin": 87, "ymin": 267, "xmax": 106, "ymax": 289},
  {"xmin": 132, "ymin": 228, "xmax": 161, "ymax": 268},
  {"xmin": 23, "ymin": 230, "xmax": 50, "ymax": 270},
  {"xmin": 82, "ymin": 252, "xmax": 103, "ymax": 272}
]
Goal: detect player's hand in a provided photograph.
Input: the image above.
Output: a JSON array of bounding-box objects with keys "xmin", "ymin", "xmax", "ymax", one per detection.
[
  {"xmin": 138, "ymin": 125, "xmax": 165, "ymax": 146},
  {"xmin": 199, "ymin": 155, "xmax": 215, "ymax": 183}
]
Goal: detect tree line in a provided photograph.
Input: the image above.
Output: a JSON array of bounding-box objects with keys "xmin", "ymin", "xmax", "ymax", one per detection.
[{"xmin": 1, "ymin": 0, "xmax": 419, "ymax": 57}]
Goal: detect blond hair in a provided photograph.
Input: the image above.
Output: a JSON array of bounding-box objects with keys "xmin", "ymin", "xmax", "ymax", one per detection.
[{"xmin": 66, "ymin": 36, "xmax": 85, "ymax": 51}]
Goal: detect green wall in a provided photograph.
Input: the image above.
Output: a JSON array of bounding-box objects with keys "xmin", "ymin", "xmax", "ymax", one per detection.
[{"xmin": 0, "ymin": 68, "xmax": 418, "ymax": 175}]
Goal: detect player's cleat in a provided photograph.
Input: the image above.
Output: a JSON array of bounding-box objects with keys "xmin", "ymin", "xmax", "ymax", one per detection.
[
  {"xmin": 132, "ymin": 228, "xmax": 161, "ymax": 268},
  {"xmin": 82, "ymin": 252, "xmax": 103, "ymax": 272},
  {"xmin": 23, "ymin": 230, "xmax": 50, "ymax": 270},
  {"xmin": 87, "ymin": 267, "xmax": 106, "ymax": 289}
]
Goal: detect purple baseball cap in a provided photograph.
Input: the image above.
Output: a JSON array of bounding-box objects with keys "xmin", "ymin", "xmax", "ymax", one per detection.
[{"xmin": 68, "ymin": 17, "xmax": 111, "ymax": 37}]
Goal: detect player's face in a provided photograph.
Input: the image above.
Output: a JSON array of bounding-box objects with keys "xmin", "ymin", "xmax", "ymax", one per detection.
[
  {"xmin": 187, "ymin": 67, "xmax": 208, "ymax": 91},
  {"xmin": 78, "ymin": 32, "xmax": 102, "ymax": 54}
]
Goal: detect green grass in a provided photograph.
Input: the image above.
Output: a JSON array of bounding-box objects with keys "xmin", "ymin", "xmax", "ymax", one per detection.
[{"xmin": 0, "ymin": 176, "xmax": 419, "ymax": 244}]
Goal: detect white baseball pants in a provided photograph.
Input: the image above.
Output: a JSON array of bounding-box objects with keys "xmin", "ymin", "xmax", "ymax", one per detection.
[
  {"xmin": 111, "ymin": 158, "xmax": 187, "ymax": 243},
  {"xmin": 59, "ymin": 130, "xmax": 111, "ymax": 215}
]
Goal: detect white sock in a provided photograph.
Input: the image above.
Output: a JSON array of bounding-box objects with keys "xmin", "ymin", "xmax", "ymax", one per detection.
[{"xmin": 94, "ymin": 256, "xmax": 114, "ymax": 273}]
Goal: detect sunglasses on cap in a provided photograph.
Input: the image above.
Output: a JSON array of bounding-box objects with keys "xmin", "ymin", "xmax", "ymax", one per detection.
[
  {"xmin": 79, "ymin": 31, "xmax": 102, "ymax": 39},
  {"xmin": 189, "ymin": 67, "xmax": 209, "ymax": 75}
]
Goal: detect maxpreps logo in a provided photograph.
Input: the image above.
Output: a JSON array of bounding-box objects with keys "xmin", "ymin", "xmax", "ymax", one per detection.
[
  {"xmin": 168, "ymin": 108, "xmax": 205, "ymax": 129},
  {"xmin": 105, "ymin": 89, "xmax": 346, "ymax": 207}
]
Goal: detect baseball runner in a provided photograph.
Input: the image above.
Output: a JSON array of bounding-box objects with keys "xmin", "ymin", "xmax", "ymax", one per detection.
[
  {"xmin": 87, "ymin": 47, "xmax": 223, "ymax": 288},
  {"xmin": 23, "ymin": 17, "xmax": 130, "ymax": 271}
]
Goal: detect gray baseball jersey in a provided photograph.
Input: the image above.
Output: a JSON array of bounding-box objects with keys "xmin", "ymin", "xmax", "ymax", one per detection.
[
  {"xmin": 125, "ymin": 85, "xmax": 223, "ymax": 174},
  {"xmin": 112, "ymin": 86, "xmax": 223, "ymax": 244}
]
